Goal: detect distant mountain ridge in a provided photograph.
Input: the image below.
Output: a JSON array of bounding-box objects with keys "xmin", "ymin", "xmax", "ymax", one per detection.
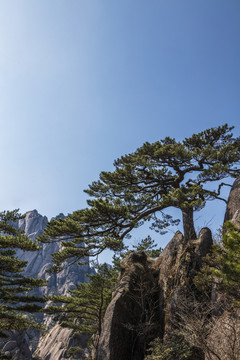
[
  {"xmin": 0, "ymin": 210, "xmax": 94, "ymax": 360},
  {"xmin": 15, "ymin": 209, "xmax": 94, "ymax": 297}
]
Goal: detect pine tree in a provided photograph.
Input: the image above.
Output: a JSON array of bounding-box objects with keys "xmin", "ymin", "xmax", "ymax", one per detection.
[
  {"xmin": 46, "ymin": 262, "xmax": 118, "ymax": 355},
  {"xmin": 0, "ymin": 210, "xmax": 45, "ymax": 338},
  {"xmin": 195, "ymin": 220, "xmax": 240, "ymax": 304},
  {"xmin": 132, "ymin": 236, "xmax": 162, "ymax": 258},
  {"xmin": 39, "ymin": 124, "xmax": 240, "ymax": 269}
]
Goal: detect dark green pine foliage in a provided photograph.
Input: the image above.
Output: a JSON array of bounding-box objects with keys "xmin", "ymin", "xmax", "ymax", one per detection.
[
  {"xmin": 39, "ymin": 124, "xmax": 240, "ymax": 269},
  {"xmin": 0, "ymin": 210, "xmax": 46, "ymax": 337},
  {"xmin": 46, "ymin": 263, "xmax": 118, "ymax": 350},
  {"xmin": 145, "ymin": 335, "xmax": 197, "ymax": 360},
  {"xmin": 195, "ymin": 220, "xmax": 240, "ymax": 305},
  {"xmin": 132, "ymin": 236, "xmax": 163, "ymax": 258}
]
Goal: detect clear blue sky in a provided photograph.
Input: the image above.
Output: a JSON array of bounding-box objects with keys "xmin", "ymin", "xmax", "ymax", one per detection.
[{"xmin": 0, "ymin": 1, "xmax": 239, "ymax": 248}]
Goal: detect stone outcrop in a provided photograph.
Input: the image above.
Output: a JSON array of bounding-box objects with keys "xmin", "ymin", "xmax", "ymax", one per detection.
[
  {"xmin": 96, "ymin": 176, "xmax": 240, "ymax": 360},
  {"xmin": 3, "ymin": 176, "xmax": 240, "ymax": 360},
  {"xmin": 96, "ymin": 229, "xmax": 213, "ymax": 360},
  {"xmin": 97, "ymin": 251, "xmax": 161, "ymax": 360},
  {"xmin": 156, "ymin": 227, "xmax": 212, "ymax": 336},
  {"xmin": 0, "ymin": 331, "xmax": 32, "ymax": 360},
  {"xmin": 224, "ymin": 176, "xmax": 240, "ymax": 224},
  {"xmin": 16, "ymin": 210, "xmax": 94, "ymax": 298},
  {"xmin": 33, "ymin": 324, "xmax": 89, "ymax": 360},
  {"xmin": 206, "ymin": 175, "xmax": 240, "ymax": 359},
  {"xmin": 1, "ymin": 210, "xmax": 94, "ymax": 360}
]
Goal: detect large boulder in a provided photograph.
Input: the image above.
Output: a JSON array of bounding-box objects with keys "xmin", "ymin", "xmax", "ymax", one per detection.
[
  {"xmin": 33, "ymin": 324, "xmax": 89, "ymax": 360},
  {"xmin": 224, "ymin": 176, "xmax": 240, "ymax": 223},
  {"xmin": 96, "ymin": 230, "xmax": 213, "ymax": 360},
  {"xmin": 156, "ymin": 228, "xmax": 212, "ymax": 336},
  {"xmin": 205, "ymin": 176, "xmax": 240, "ymax": 360},
  {"xmin": 96, "ymin": 252, "xmax": 161, "ymax": 360}
]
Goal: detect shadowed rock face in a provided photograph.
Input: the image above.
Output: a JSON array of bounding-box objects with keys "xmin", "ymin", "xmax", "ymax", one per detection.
[
  {"xmin": 157, "ymin": 228, "xmax": 212, "ymax": 337},
  {"xmin": 4, "ymin": 177, "xmax": 240, "ymax": 360},
  {"xmin": 0, "ymin": 331, "xmax": 32, "ymax": 360},
  {"xmin": 97, "ymin": 252, "xmax": 161, "ymax": 360},
  {"xmin": 96, "ymin": 230, "xmax": 213, "ymax": 360},
  {"xmin": 224, "ymin": 176, "xmax": 240, "ymax": 224}
]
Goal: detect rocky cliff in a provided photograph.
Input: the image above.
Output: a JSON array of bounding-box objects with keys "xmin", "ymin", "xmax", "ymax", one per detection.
[
  {"xmin": 96, "ymin": 176, "xmax": 240, "ymax": 360},
  {"xmin": 2, "ymin": 176, "xmax": 240, "ymax": 360},
  {"xmin": 34, "ymin": 324, "xmax": 89, "ymax": 360},
  {"xmin": 96, "ymin": 229, "xmax": 212, "ymax": 360},
  {"xmin": 224, "ymin": 176, "xmax": 240, "ymax": 223},
  {"xmin": 16, "ymin": 210, "xmax": 94, "ymax": 298},
  {"xmin": 205, "ymin": 176, "xmax": 240, "ymax": 360},
  {"xmin": 0, "ymin": 210, "xmax": 94, "ymax": 360}
]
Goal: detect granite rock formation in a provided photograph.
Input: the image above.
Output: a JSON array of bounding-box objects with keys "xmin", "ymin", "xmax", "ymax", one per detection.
[
  {"xmin": 2, "ymin": 176, "xmax": 240, "ymax": 360},
  {"xmin": 156, "ymin": 227, "xmax": 213, "ymax": 337},
  {"xmin": 206, "ymin": 175, "xmax": 240, "ymax": 360},
  {"xmin": 96, "ymin": 251, "xmax": 161, "ymax": 360},
  {"xmin": 34, "ymin": 324, "xmax": 89, "ymax": 360},
  {"xmin": 224, "ymin": 176, "xmax": 240, "ymax": 224},
  {"xmin": 0, "ymin": 331, "xmax": 32, "ymax": 360},
  {"xmin": 1, "ymin": 210, "xmax": 94, "ymax": 360},
  {"xmin": 16, "ymin": 210, "xmax": 94, "ymax": 297},
  {"xmin": 96, "ymin": 177, "xmax": 240, "ymax": 360},
  {"xmin": 96, "ymin": 229, "xmax": 213, "ymax": 360}
]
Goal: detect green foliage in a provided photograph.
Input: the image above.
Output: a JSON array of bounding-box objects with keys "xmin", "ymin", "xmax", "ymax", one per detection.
[
  {"xmin": 132, "ymin": 236, "xmax": 162, "ymax": 258},
  {"xmin": 0, "ymin": 210, "xmax": 46, "ymax": 338},
  {"xmin": 39, "ymin": 124, "xmax": 240, "ymax": 269},
  {"xmin": 66, "ymin": 346, "xmax": 83, "ymax": 357},
  {"xmin": 46, "ymin": 263, "xmax": 118, "ymax": 337},
  {"xmin": 145, "ymin": 334, "xmax": 195, "ymax": 360},
  {"xmin": 195, "ymin": 220, "xmax": 240, "ymax": 304}
]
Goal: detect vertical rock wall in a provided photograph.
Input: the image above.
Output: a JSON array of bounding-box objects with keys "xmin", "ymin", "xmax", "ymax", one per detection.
[
  {"xmin": 96, "ymin": 229, "xmax": 213, "ymax": 360},
  {"xmin": 1, "ymin": 210, "xmax": 94, "ymax": 360},
  {"xmin": 16, "ymin": 210, "xmax": 94, "ymax": 297}
]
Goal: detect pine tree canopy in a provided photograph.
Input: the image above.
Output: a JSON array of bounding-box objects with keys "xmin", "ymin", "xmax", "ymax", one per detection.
[
  {"xmin": 0, "ymin": 210, "xmax": 46, "ymax": 337},
  {"xmin": 195, "ymin": 220, "xmax": 240, "ymax": 305},
  {"xmin": 39, "ymin": 124, "xmax": 240, "ymax": 270}
]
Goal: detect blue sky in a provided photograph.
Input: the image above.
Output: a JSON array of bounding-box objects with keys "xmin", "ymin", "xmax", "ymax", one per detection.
[{"xmin": 0, "ymin": 1, "xmax": 239, "ymax": 250}]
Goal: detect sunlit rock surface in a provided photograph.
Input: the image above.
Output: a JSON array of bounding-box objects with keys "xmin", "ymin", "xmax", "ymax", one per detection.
[
  {"xmin": 2, "ymin": 210, "xmax": 94, "ymax": 360},
  {"xmin": 16, "ymin": 210, "xmax": 93, "ymax": 297}
]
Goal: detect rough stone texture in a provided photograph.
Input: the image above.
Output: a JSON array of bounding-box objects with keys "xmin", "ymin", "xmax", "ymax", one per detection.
[
  {"xmin": 224, "ymin": 176, "xmax": 240, "ymax": 224},
  {"xmin": 205, "ymin": 175, "xmax": 240, "ymax": 360},
  {"xmin": 156, "ymin": 228, "xmax": 213, "ymax": 336},
  {"xmin": 16, "ymin": 210, "xmax": 94, "ymax": 298},
  {"xmin": 96, "ymin": 230, "xmax": 213, "ymax": 360},
  {"xmin": 33, "ymin": 324, "xmax": 89, "ymax": 360},
  {"xmin": 96, "ymin": 252, "xmax": 161, "ymax": 360},
  {"xmin": 0, "ymin": 332, "xmax": 32, "ymax": 360},
  {"xmin": 1, "ymin": 210, "xmax": 94, "ymax": 360}
]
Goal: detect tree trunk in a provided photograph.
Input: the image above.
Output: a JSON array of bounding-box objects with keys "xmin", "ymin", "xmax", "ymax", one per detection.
[{"xmin": 181, "ymin": 207, "xmax": 197, "ymax": 241}]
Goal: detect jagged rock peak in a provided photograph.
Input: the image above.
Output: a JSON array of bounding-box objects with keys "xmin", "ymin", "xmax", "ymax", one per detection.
[
  {"xmin": 18, "ymin": 209, "xmax": 48, "ymax": 240},
  {"xmin": 51, "ymin": 212, "xmax": 66, "ymax": 221},
  {"xmin": 224, "ymin": 175, "xmax": 240, "ymax": 223},
  {"xmin": 15, "ymin": 210, "xmax": 94, "ymax": 298}
]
